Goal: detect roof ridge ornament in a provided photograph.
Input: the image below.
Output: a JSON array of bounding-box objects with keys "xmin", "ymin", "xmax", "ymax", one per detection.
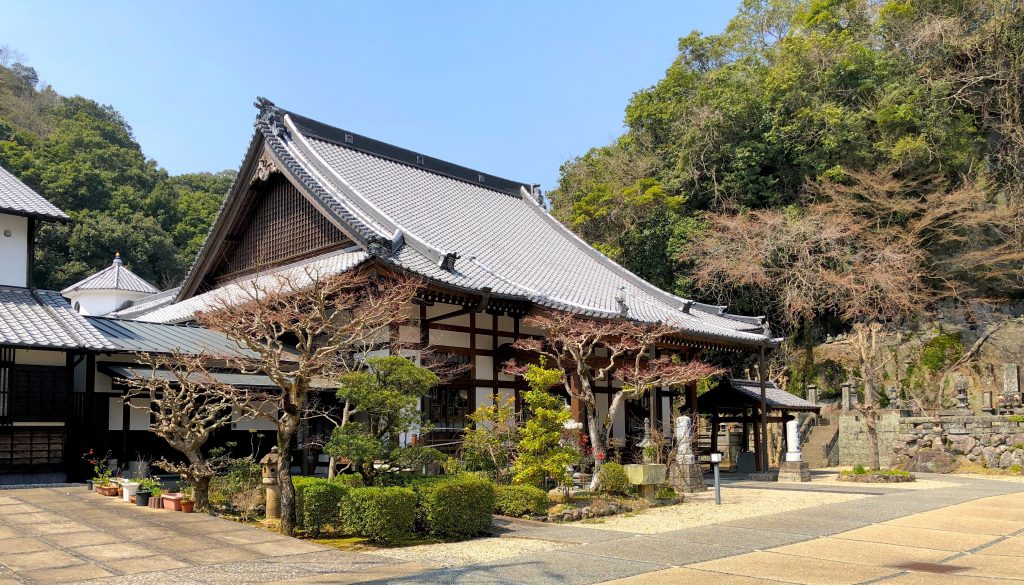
[
  {"xmin": 112, "ymin": 251, "xmax": 122, "ymax": 266},
  {"xmin": 615, "ymin": 285, "xmax": 629, "ymax": 318},
  {"xmin": 254, "ymin": 97, "xmax": 289, "ymax": 139},
  {"xmin": 250, "ymin": 153, "xmax": 281, "ymax": 185}
]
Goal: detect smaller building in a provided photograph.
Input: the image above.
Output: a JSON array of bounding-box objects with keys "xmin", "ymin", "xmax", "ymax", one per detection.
[{"xmin": 62, "ymin": 253, "xmax": 160, "ymax": 316}]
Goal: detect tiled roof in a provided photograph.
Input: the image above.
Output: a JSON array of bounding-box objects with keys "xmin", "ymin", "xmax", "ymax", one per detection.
[
  {"xmin": 101, "ymin": 364, "xmax": 334, "ymax": 389},
  {"xmin": 105, "ymin": 287, "xmax": 181, "ymax": 320},
  {"xmin": 146, "ymin": 101, "xmax": 778, "ymax": 348},
  {"xmin": 135, "ymin": 249, "xmax": 369, "ymax": 324},
  {"xmin": 728, "ymin": 378, "xmax": 819, "ymax": 412},
  {"xmin": 85, "ymin": 316, "xmax": 257, "ymax": 358},
  {"xmin": 0, "ymin": 164, "xmax": 69, "ymax": 221},
  {"xmin": 62, "ymin": 254, "xmax": 160, "ymax": 295},
  {"xmin": 0, "ymin": 287, "xmax": 115, "ymax": 350}
]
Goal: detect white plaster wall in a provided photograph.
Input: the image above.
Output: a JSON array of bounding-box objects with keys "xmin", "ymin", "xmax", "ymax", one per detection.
[
  {"xmin": 231, "ymin": 401, "xmax": 278, "ymax": 431},
  {"xmin": 476, "ymin": 355, "xmax": 494, "ymax": 380},
  {"xmin": 128, "ymin": 397, "xmax": 150, "ymax": 430},
  {"xmin": 613, "ymin": 399, "xmax": 626, "ymax": 438},
  {"xmin": 0, "ymin": 213, "xmax": 28, "ymax": 287},
  {"xmin": 108, "ymin": 397, "xmax": 123, "ymax": 431},
  {"xmin": 66, "ymin": 290, "xmax": 150, "ymax": 316},
  {"xmin": 15, "ymin": 349, "xmax": 66, "ymax": 366}
]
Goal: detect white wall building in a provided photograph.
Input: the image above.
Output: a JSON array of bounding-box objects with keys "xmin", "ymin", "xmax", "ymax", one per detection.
[{"xmin": 62, "ymin": 253, "xmax": 160, "ymax": 316}]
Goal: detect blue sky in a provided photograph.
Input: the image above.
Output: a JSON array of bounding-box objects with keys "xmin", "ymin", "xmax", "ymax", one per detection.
[{"xmin": 1, "ymin": 1, "xmax": 738, "ymax": 191}]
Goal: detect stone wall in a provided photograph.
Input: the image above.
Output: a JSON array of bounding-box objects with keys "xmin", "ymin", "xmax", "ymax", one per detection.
[
  {"xmin": 839, "ymin": 412, "xmax": 1024, "ymax": 470},
  {"xmin": 837, "ymin": 412, "xmax": 902, "ymax": 468}
]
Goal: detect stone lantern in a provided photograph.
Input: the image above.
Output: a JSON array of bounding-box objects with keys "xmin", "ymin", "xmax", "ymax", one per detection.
[{"xmin": 260, "ymin": 447, "xmax": 281, "ymax": 520}]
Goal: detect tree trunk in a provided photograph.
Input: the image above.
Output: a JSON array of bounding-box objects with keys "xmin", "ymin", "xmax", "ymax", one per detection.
[
  {"xmin": 586, "ymin": 406, "xmax": 607, "ymax": 491},
  {"xmin": 193, "ymin": 475, "xmax": 211, "ymax": 512},
  {"xmin": 277, "ymin": 406, "xmax": 301, "ymax": 535},
  {"xmin": 864, "ymin": 409, "xmax": 880, "ymax": 471}
]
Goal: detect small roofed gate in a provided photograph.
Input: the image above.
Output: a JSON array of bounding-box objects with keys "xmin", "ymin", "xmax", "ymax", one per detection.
[{"xmin": 0, "ymin": 347, "xmax": 69, "ymax": 481}]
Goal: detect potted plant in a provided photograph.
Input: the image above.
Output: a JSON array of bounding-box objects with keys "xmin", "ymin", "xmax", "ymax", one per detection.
[
  {"xmin": 148, "ymin": 486, "xmax": 164, "ymax": 509},
  {"xmin": 179, "ymin": 482, "xmax": 196, "ymax": 513},
  {"xmin": 135, "ymin": 478, "xmax": 159, "ymax": 507},
  {"xmin": 92, "ymin": 462, "xmax": 118, "ymax": 497}
]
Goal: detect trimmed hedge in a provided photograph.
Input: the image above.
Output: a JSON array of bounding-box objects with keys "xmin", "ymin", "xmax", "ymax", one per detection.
[
  {"xmin": 597, "ymin": 462, "xmax": 631, "ymax": 496},
  {"xmin": 419, "ymin": 474, "xmax": 495, "ymax": 539},
  {"xmin": 292, "ymin": 476, "xmax": 325, "ymax": 531},
  {"xmin": 343, "ymin": 487, "xmax": 416, "ymax": 543},
  {"xmin": 495, "ymin": 485, "xmax": 548, "ymax": 517},
  {"xmin": 330, "ymin": 474, "xmax": 364, "ymax": 488},
  {"xmin": 303, "ymin": 481, "xmax": 347, "ymax": 537}
]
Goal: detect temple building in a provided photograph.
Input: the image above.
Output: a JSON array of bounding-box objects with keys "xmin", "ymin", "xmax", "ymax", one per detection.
[{"xmin": 0, "ymin": 100, "xmax": 816, "ymax": 483}]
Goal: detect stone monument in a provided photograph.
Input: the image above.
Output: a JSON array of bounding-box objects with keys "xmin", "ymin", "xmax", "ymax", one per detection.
[
  {"xmin": 668, "ymin": 415, "xmax": 707, "ymax": 492},
  {"xmin": 777, "ymin": 419, "xmax": 811, "ymax": 482},
  {"xmin": 1004, "ymin": 364, "xmax": 1021, "ymax": 409}
]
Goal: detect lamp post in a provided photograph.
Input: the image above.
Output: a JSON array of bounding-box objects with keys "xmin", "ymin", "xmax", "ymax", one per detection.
[{"xmin": 710, "ymin": 451, "xmax": 723, "ymax": 505}]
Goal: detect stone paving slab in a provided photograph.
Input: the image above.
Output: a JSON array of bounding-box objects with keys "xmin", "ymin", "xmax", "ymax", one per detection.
[
  {"xmin": 569, "ymin": 534, "xmax": 746, "ymax": 566},
  {"xmin": 831, "ymin": 524, "xmax": 997, "ymax": 552},
  {"xmin": 689, "ymin": 550, "xmax": 901, "ymax": 585},
  {"xmin": 649, "ymin": 524, "xmax": 810, "ymax": 550}
]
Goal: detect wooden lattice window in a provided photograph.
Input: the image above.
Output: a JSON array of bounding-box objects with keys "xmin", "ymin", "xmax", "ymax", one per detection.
[
  {"xmin": 0, "ymin": 347, "xmax": 12, "ymax": 424},
  {"xmin": 0, "ymin": 428, "xmax": 64, "ymax": 472},
  {"xmin": 214, "ymin": 176, "xmax": 352, "ymax": 283},
  {"xmin": 10, "ymin": 365, "xmax": 66, "ymax": 422}
]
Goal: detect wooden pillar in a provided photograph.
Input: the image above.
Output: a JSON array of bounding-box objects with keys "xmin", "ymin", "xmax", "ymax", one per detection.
[
  {"xmin": 710, "ymin": 411, "xmax": 719, "ymax": 455},
  {"xmin": 758, "ymin": 344, "xmax": 769, "ymax": 471},
  {"xmin": 752, "ymin": 405, "xmax": 763, "ymax": 472}
]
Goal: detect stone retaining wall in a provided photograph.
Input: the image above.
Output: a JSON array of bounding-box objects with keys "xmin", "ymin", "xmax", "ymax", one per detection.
[{"xmin": 838, "ymin": 412, "xmax": 1024, "ymax": 470}]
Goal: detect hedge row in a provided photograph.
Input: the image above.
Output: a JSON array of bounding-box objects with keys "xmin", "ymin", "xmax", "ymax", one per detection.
[
  {"xmin": 290, "ymin": 474, "xmax": 495, "ymax": 543},
  {"xmin": 494, "ymin": 485, "xmax": 548, "ymax": 517}
]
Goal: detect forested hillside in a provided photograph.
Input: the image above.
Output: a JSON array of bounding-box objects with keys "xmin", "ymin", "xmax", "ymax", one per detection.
[
  {"xmin": 551, "ymin": 0, "xmax": 1023, "ymax": 337},
  {"xmin": 0, "ymin": 51, "xmax": 231, "ymax": 290}
]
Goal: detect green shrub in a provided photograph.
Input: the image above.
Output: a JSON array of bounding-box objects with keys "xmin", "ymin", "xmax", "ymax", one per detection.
[
  {"xmin": 330, "ymin": 474, "xmax": 364, "ymax": 488},
  {"xmin": 655, "ymin": 486, "xmax": 676, "ymax": 500},
  {"xmin": 597, "ymin": 462, "xmax": 631, "ymax": 496},
  {"xmin": 1007, "ymin": 464, "xmax": 1022, "ymax": 475},
  {"xmin": 209, "ymin": 458, "xmax": 263, "ymax": 515},
  {"xmin": 303, "ymin": 481, "xmax": 346, "ymax": 537},
  {"xmin": 1008, "ymin": 415, "xmax": 1024, "ymax": 423},
  {"xmin": 419, "ymin": 474, "xmax": 495, "ymax": 539},
  {"xmin": 292, "ymin": 476, "xmax": 326, "ymax": 531},
  {"xmin": 852, "ymin": 464, "xmax": 867, "ymax": 475},
  {"xmin": 343, "ymin": 487, "xmax": 416, "ymax": 543},
  {"xmin": 495, "ymin": 485, "xmax": 548, "ymax": 517}
]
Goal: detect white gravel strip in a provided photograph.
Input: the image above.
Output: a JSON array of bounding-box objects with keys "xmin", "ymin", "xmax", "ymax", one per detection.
[
  {"xmin": 577, "ymin": 487, "xmax": 866, "ymax": 534},
  {"xmin": 367, "ymin": 535, "xmax": 567, "ymax": 568},
  {"xmin": 955, "ymin": 473, "xmax": 1024, "ymax": 484}
]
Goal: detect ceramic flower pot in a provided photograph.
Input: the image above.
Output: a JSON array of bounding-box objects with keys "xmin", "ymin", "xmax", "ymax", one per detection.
[
  {"xmin": 162, "ymin": 493, "xmax": 183, "ymax": 511},
  {"xmin": 122, "ymin": 481, "xmax": 140, "ymax": 503},
  {"xmin": 96, "ymin": 484, "xmax": 119, "ymax": 497},
  {"xmin": 135, "ymin": 490, "xmax": 151, "ymax": 507},
  {"xmin": 180, "ymin": 500, "xmax": 195, "ymax": 513}
]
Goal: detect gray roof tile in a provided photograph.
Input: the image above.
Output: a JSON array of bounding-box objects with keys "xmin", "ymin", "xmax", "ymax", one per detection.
[
  {"xmin": 135, "ymin": 250, "xmax": 369, "ymax": 324},
  {"xmin": 729, "ymin": 378, "xmax": 819, "ymax": 411},
  {"xmin": 0, "ymin": 287, "xmax": 115, "ymax": 349},
  {"xmin": 86, "ymin": 316, "xmax": 256, "ymax": 358},
  {"xmin": 0, "ymin": 164, "xmax": 69, "ymax": 221},
  {"xmin": 61, "ymin": 254, "xmax": 160, "ymax": 295}
]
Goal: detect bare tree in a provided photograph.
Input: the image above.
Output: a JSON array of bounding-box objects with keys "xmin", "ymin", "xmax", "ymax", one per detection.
[
  {"xmin": 125, "ymin": 351, "xmax": 258, "ymax": 511},
  {"xmin": 512, "ymin": 311, "xmax": 721, "ymax": 489},
  {"xmin": 197, "ymin": 267, "xmax": 419, "ymax": 535}
]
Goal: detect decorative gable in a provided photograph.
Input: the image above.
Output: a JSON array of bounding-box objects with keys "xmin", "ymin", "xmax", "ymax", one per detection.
[{"xmin": 206, "ymin": 173, "xmax": 353, "ymax": 286}]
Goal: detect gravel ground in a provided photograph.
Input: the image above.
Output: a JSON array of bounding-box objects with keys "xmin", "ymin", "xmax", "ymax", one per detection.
[
  {"xmin": 576, "ymin": 487, "xmax": 866, "ymax": 534},
  {"xmin": 367, "ymin": 535, "xmax": 568, "ymax": 568}
]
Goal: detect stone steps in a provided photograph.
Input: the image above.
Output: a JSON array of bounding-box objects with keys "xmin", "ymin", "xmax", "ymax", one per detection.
[{"xmin": 802, "ymin": 417, "xmax": 839, "ymax": 469}]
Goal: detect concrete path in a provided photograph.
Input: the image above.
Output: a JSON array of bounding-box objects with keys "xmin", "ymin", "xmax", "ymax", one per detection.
[
  {"xmin": 371, "ymin": 474, "xmax": 1024, "ymax": 585},
  {"xmin": 1, "ymin": 475, "xmax": 1022, "ymax": 584},
  {"xmin": 0, "ymin": 487, "xmax": 426, "ymax": 584}
]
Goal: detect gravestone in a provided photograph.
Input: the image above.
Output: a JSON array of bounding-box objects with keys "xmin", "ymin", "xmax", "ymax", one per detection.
[
  {"xmin": 806, "ymin": 384, "xmax": 818, "ymax": 405},
  {"xmin": 1004, "ymin": 364, "xmax": 1020, "ymax": 406},
  {"xmin": 841, "ymin": 383, "xmax": 852, "ymax": 411}
]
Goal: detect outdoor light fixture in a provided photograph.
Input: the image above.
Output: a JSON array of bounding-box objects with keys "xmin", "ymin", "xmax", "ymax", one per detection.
[{"xmin": 710, "ymin": 451, "xmax": 723, "ymax": 505}]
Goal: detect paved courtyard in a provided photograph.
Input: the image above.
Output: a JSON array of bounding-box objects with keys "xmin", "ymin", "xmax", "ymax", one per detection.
[{"xmin": 1, "ymin": 474, "xmax": 1022, "ymax": 584}]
